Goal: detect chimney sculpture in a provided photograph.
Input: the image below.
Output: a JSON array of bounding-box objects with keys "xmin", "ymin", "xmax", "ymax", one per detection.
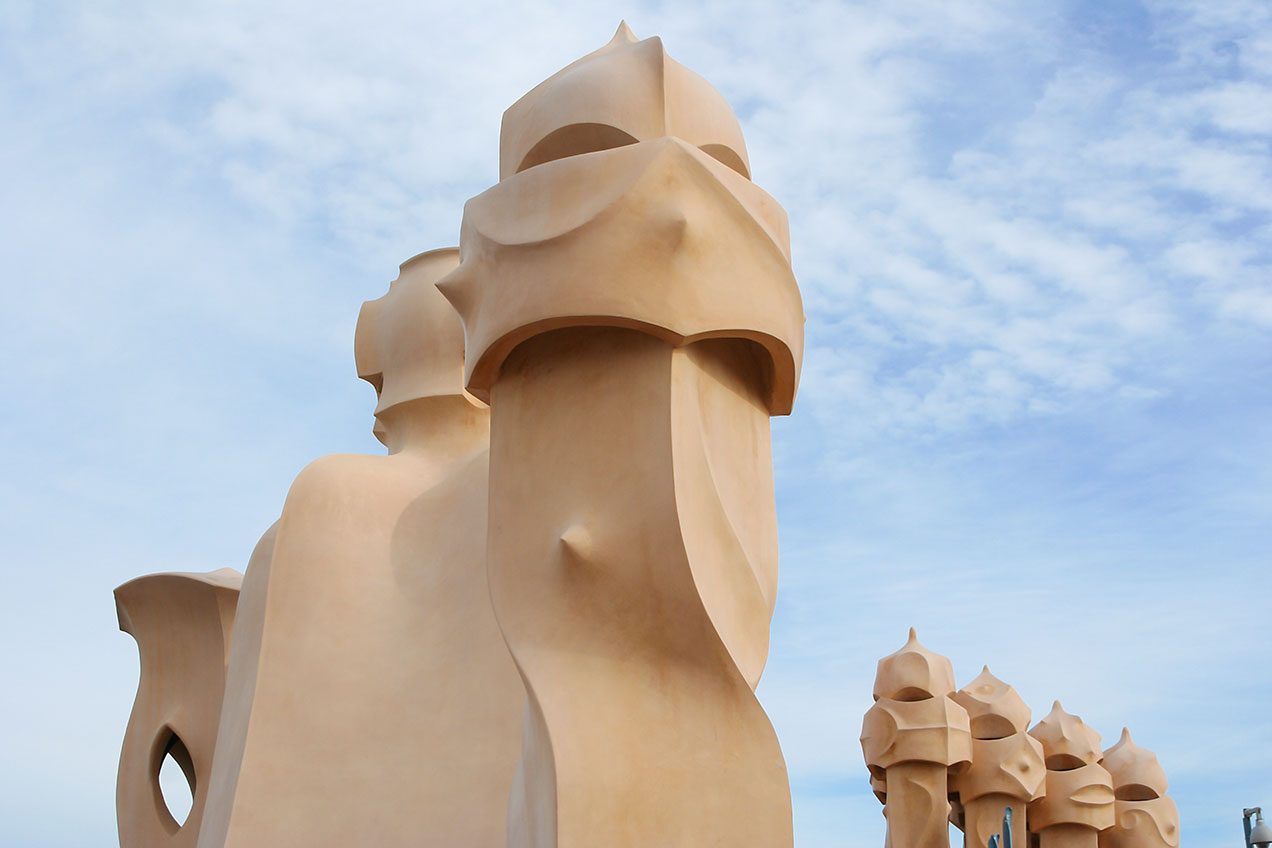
[
  {"xmin": 196, "ymin": 249, "xmax": 526, "ymax": 848},
  {"xmin": 952, "ymin": 667, "xmax": 1046, "ymax": 848},
  {"xmin": 1028, "ymin": 702, "xmax": 1115, "ymax": 848},
  {"xmin": 861, "ymin": 629, "xmax": 972, "ymax": 848},
  {"xmin": 1098, "ymin": 730, "xmax": 1180, "ymax": 848},
  {"xmin": 868, "ymin": 770, "xmax": 896, "ymax": 848},
  {"xmin": 115, "ymin": 569, "xmax": 242, "ymax": 848},
  {"xmin": 439, "ymin": 23, "xmax": 803, "ymax": 848},
  {"xmin": 861, "ymin": 640, "xmax": 1174, "ymax": 848}
]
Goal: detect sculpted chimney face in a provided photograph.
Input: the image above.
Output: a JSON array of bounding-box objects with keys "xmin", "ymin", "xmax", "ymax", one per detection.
[
  {"xmin": 1102, "ymin": 728, "xmax": 1169, "ymax": 801},
  {"xmin": 438, "ymin": 24, "xmax": 803, "ymax": 414},
  {"xmin": 498, "ymin": 22, "xmax": 751, "ymax": 180},
  {"xmin": 1028, "ymin": 701, "xmax": 1103, "ymax": 770},
  {"xmin": 872, "ymin": 627, "xmax": 957, "ymax": 701},
  {"xmin": 355, "ymin": 247, "xmax": 469, "ymax": 416},
  {"xmin": 1026, "ymin": 703, "xmax": 1116, "ymax": 835},
  {"xmin": 954, "ymin": 666, "xmax": 1033, "ymax": 740},
  {"xmin": 1100, "ymin": 729, "xmax": 1179, "ymax": 848}
]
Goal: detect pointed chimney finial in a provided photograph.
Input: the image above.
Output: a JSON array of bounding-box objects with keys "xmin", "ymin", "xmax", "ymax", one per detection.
[
  {"xmin": 953, "ymin": 666, "xmax": 1033, "ymax": 739},
  {"xmin": 613, "ymin": 20, "xmax": 638, "ymax": 43}
]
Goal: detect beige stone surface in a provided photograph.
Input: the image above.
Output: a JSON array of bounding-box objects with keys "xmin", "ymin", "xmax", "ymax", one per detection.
[
  {"xmin": 861, "ymin": 630, "xmax": 972, "ymax": 848},
  {"xmin": 195, "ymin": 248, "xmax": 525, "ymax": 848},
  {"xmin": 872, "ymin": 627, "xmax": 958, "ymax": 702},
  {"xmin": 1100, "ymin": 728, "xmax": 1169, "ymax": 801},
  {"xmin": 440, "ymin": 29, "xmax": 801, "ymax": 417},
  {"xmin": 115, "ymin": 569, "xmax": 242, "ymax": 848},
  {"xmin": 498, "ymin": 22, "xmax": 751, "ymax": 181},
  {"xmin": 189, "ymin": 525, "xmax": 275, "ymax": 845},
  {"xmin": 444, "ymin": 24, "xmax": 801, "ymax": 848},
  {"xmin": 954, "ymin": 666, "xmax": 1033, "ymax": 739},
  {"xmin": 1098, "ymin": 730, "xmax": 1179, "ymax": 848},
  {"xmin": 952, "ymin": 667, "xmax": 1046, "ymax": 848},
  {"xmin": 1029, "ymin": 702, "xmax": 1115, "ymax": 848},
  {"xmin": 1030, "ymin": 700, "xmax": 1106, "ymax": 771},
  {"xmin": 860, "ymin": 640, "xmax": 1174, "ymax": 848},
  {"xmin": 487, "ymin": 330, "xmax": 791, "ymax": 847}
]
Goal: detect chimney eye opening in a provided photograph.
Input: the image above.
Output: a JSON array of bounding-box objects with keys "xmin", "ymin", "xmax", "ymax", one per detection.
[
  {"xmin": 152, "ymin": 728, "xmax": 195, "ymax": 831},
  {"xmin": 516, "ymin": 123, "xmax": 639, "ymax": 174}
]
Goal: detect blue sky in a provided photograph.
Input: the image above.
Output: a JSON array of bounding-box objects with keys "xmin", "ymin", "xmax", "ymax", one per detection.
[{"xmin": 1, "ymin": 2, "xmax": 1269, "ymax": 846}]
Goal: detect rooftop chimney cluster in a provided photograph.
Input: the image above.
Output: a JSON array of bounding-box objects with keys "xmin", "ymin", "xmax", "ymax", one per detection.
[{"xmin": 862, "ymin": 630, "xmax": 1179, "ymax": 848}]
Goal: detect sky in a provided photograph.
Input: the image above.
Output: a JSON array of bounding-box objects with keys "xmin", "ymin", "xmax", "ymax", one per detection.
[{"xmin": 1, "ymin": 1, "xmax": 1269, "ymax": 846}]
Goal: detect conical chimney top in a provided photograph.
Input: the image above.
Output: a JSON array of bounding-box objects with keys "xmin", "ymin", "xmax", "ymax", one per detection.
[
  {"xmin": 872, "ymin": 628, "xmax": 957, "ymax": 701},
  {"xmin": 1101, "ymin": 728, "xmax": 1168, "ymax": 800},
  {"xmin": 498, "ymin": 24, "xmax": 751, "ymax": 181},
  {"xmin": 1028, "ymin": 701, "xmax": 1103, "ymax": 770},
  {"xmin": 953, "ymin": 666, "xmax": 1032, "ymax": 739}
]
